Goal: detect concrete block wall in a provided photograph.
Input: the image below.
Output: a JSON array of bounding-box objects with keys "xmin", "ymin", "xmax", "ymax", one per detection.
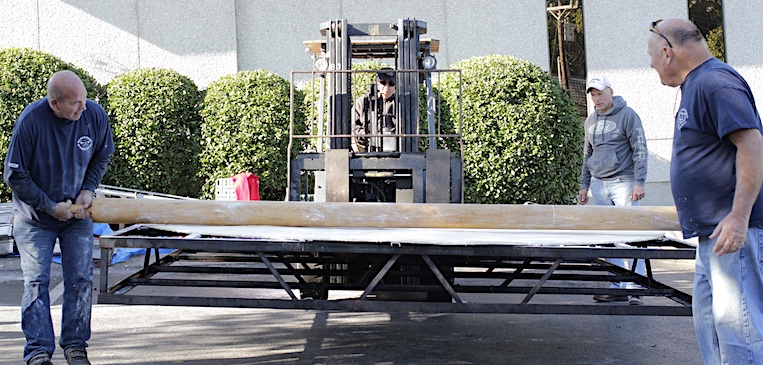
[
  {"xmin": 2, "ymin": 0, "xmax": 761, "ymax": 207},
  {"xmin": 583, "ymin": 0, "xmax": 687, "ymax": 206},
  {"xmin": 0, "ymin": 0, "xmax": 548, "ymax": 87},
  {"xmin": 583, "ymin": 0, "xmax": 763, "ymax": 206},
  {"xmin": 0, "ymin": 0, "xmax": 239, "ymax": 87},
  {"xmin": 236, "ymin": 0, "xmax": 550, "ymax": 82},
  {"xmin": 726, "ymin": 1, "xmax": 763, "ymax": 112}
]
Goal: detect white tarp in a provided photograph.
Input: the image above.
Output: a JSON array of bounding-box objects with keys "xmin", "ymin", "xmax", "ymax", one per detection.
[{"xmin": 138, "ymin": 224, "xmax": 678, "ymax": 247}]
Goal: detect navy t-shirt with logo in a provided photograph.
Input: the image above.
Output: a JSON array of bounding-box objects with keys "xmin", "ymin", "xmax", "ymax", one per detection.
[
  {"xmin": 3, "ymin": 97, "xmax": 114, "ymax": 227},
  {"xmin": 671, "ymin": 58, "xmax": 763, "ymax": 238}
]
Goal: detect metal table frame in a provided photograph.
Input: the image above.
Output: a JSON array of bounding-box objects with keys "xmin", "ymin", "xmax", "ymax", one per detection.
[{"xmin": 98, "ymin": 224, "xmax": 695, "ymax": 316}]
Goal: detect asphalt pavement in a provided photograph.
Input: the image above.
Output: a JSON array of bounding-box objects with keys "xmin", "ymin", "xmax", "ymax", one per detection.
[{"xmin": 0, "ymin": 248, "xmax": 702, "ymax": 365}]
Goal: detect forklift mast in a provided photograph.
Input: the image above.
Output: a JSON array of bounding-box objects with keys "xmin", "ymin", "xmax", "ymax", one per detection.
[
  {"xmin": 319, "ymin": 19, "xmax": 431, "ymax": 152},
  {"xmin": 289, "ymin": 19, "xmax": 462, "ymax": 203}
]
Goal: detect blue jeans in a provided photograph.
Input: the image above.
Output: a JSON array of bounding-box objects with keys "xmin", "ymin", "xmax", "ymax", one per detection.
[
  {"xmin": 14, "ymin": 218, "xmax": 93, "ymax": 361},
  {"xmin": 589, "ymin": 177, "xmax": 646, "ymax": 289},
  {"xmin": 693, "ymin": 227, "xmax": 763, "ymax": 364}
]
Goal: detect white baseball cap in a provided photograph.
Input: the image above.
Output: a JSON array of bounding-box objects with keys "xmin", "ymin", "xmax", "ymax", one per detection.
[{"xmin": 586, "ymin": 75, "xmax": 612, "ymax": 93}]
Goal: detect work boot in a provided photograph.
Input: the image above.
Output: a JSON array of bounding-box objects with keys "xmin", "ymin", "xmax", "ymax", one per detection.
[
  {"xmin": 64, "ymin": 347, "xmax": 91, "ymax": 365},
  {"xmin": 27, "ymin": 352, "xmax": 53, "ymax": 365}
]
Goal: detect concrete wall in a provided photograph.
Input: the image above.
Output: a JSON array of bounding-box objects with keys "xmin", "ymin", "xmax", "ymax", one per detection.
[
  {"xmin": 2, "ymin": 0, "xmax": 761, "ymax": 207},
  {"xmin": 0, "ymin": 0, "xmax": 548, "ymax": 87},
  {"xmin": 584, "ymin": 1, "xmax": 687, "ymax": 206},
  {"xmin": 0, "ymin": 0, "xmax": 239, "ymax": 87},
  {"xmin": 583, "ymin": 0, "xmax": 757, "ymax": 206},
  {"xmin": 236, "ymin": 1, "xmax": 550, "ymax": 83},
  {"xmin": 725, "ymin": 0, "xmax": 763, "ymax": 112}
]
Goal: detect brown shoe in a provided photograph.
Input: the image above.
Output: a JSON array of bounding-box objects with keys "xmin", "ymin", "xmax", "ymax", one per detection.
[{"xmin": 593, "ymin": 294, "xmax": 629, "ymax": 302}]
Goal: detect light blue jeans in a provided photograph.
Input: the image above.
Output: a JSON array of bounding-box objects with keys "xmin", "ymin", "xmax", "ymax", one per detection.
[
  {"xmin": 693, "ymin": 228, "xmax": 763, "ymax": 365},
  {"xmin": 589, "ymin": 177, "xmax": 647, "ymax": 290},
  {"xmin": 14, "ymin": 218, "xmax": 93, "ymax": 362}
]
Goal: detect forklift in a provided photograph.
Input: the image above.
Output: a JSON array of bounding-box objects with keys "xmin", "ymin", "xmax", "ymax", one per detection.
[
  {"xmin": 288, "ymin": 18, "xmax": 462, "ymax": 204},
  {"xmin": 287, "ymin": 19, "xmax": 463, "ymax": 301}
]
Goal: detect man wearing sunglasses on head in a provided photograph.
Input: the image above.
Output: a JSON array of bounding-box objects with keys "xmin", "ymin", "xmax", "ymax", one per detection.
[
  {"xmin": 648, "ymin": 18, "xmax": 763, "ymax": 364},
  {"xmin": 351, "ymin": 68, "xmax": 397, "ymax": 153}
]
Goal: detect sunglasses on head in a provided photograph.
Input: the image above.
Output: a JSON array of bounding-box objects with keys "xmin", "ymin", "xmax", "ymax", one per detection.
[
  {"xmin": 650, "ymin": 19, "xmax": 673, "ymax": 48},
  {"xmin": 379, "ymin": 80, "xmax": 395, "ymax": 87}
]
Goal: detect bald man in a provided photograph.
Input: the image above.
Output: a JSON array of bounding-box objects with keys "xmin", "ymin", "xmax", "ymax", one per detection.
[
  {"xmin": 4, "ymin": 70, "xmax": 114, "ymax": 365},
  {"xmin": 648, "ymin": 18, "xmax": 763, "ymax": 364}
]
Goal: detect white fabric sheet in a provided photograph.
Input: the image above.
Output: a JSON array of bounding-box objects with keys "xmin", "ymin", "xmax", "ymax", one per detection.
[{"xmin": 138, "ymin": 224, "xmax": 674, "ymax": 247}]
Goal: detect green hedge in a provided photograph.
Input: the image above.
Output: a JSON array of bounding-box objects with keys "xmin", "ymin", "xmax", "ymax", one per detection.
[
  {"xmin": 301, "ymin": 61, "xmax": 455, "ymax": 152},
  {"xmin": 0, "ymin": 49, "xmax": 582, "ymax": 205},
  {"xmin": 300, "ymin": 61, "xmax": 391, "ymax": 151},
  {"xmin": 199, "ymin": 70, "xmax": 306, "ymax": 200},
  {"xmin": 103, "ymin": 68, "xmax": 203, "ymax": 197},
  {"xmin": 442, "ymin": 55, "xmax": 583, "ymax": 204},
  {"xmin": 0, "ymin": 47, "xmax": 104, "ymax": 202},
  {"xmin": 418, "ymin": 83, "xmax": 456, "ymax": 151}
]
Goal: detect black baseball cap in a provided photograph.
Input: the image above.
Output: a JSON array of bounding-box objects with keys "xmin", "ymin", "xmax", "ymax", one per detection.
[{"xmin": 377, "ymin": 68, "xmax": 395, "ymax": 82}]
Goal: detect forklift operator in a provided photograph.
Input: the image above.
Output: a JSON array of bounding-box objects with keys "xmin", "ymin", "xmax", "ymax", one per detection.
[{"xmin": 351, "ymin": 68, "xmax": 396, "ymax": 153}]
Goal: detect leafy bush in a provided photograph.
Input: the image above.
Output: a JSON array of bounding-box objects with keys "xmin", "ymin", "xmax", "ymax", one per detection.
[
  {"xmin": 350, "ymin": 61, "xmax": 391, "ymax": 100},
  {"xmin": 301, "ymin": 61, "xmax": 456, "ymax": 152},
  {"xmin": 300, "ymin": 61, "xmax": 390, "ymax": 151},
  {"xmin": 706, "ymin": 26, "xmax": 725, "ymax": 62},
  {"xmin": 419, "ymin": 82, "xmax": 456, "ymax": 151},
  {"xmin": 103, "ymin": 68, "xmax": 203, "ymax": 197},
  {"xmin": 0, "ymin": 47, "xmax": 104, "ymax": 202},
  {"xmin": 199, "ymin": 70, "xmax": 306, "ymax": 200},
  {"xmin": 441, "ymin": 55, "xmax": 583, "ymax": 204}
]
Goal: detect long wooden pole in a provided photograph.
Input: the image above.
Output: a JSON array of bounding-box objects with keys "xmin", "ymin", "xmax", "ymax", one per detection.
[{"xmin": 72, "ymin": 198, "xmax": 680, "ymax": 231}]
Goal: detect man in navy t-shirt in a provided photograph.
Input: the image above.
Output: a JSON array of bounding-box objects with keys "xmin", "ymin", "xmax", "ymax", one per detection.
[
  {"xmin": 648, "ymin": 18, "xmax": 763, "ymax": 364},
  {"xmin": 4, "ymin": 70, "xmax": 113, "ymax": 365}
]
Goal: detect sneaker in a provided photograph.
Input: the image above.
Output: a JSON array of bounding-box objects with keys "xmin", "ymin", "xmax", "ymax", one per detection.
[
  {"xmin": 593, "ymin": 294, "xmax": 629, "ymax": 302},
  {"xmin": 64, "ymin": 347, "xmax": 90, "ymax": 365},
  {"xmin": 27, "ymin": 352, "xmax": 53, "ymax": 365},
  {"xmin": 629, "ymin": 295, "xmax": 644, "ymax": 305}
]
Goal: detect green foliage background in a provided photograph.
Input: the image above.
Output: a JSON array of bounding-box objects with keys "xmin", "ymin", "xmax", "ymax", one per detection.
[
  {"xmin": 301, "ymin": 61, "xmax": 391, "ymax": 151},
  {"xmin": 103, "ymin": 68, "xmax": 203, "ymax": 197},
  {"xmin": 1, "ymin": 48, "xmax": 583, "ymax": 205},
  {"xmin": 706, "ymin": 26, "xmax": 725, "ymax": 62},
  {"xmin": 441, "ymin": 55, "xmax": 583, "ymax": 204},
  {"xmin": 199, "ymin": 70, "xmax": 306, "ymax": 200},
  {"xmin": 301, "ymin": 61, "xmax": 456, "ymax": 152},
  {"xmin": 0, "ymin": 48, "xmax": 104, "ymax": 201}
]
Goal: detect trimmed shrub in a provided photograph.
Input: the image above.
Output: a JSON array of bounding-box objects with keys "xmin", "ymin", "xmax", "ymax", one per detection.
[
  {"xmin": 0, "ymin": 47, "xmax": 104, "ymax": 202},
  {"xmin": 103, "ymin": 68, "xmax": 203, "ymax": 197},
  {"xmin": 706, "ymin": 26, "xmax": 725, "ymax": 62},
  {"xmin": 351, "ymin": 61, "xmax": 391, "ymax": 100},
  {"xmin": 418, "ymin": 83, "xmax": 456, "ymax": 152},
  {"xmin": 441, "ymin": 55, "xmax": 583, "ymax": 204},
  {"xmin": 199, "ymin": 70, "xmax": 306, "ymax": 200},
  {"xmin": 301, "ymin": 61, "xmax": 456, "ymax": 152},
  {"xmin": 300, "ymin": 61, "xmax": 391, "ymax": 151}
]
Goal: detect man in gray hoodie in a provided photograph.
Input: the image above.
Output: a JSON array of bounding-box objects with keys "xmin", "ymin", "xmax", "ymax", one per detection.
[{"xmin": 578, "ymin": 75, "xmax": 648, "ymax": 305}]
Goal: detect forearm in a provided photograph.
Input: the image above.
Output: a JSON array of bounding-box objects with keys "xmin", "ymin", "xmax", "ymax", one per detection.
[
  {"xmin": 632, "ymin": 145, "xmax": 648, "ymax": 185},
  {"xmin": 6, "ymin": 171, "xmax": 56, "ymax": 213},
  {"xmin": 579, "ymin": 146, "xmax": 592, "ymax": 189},
  {"xmin": 579, "ymin": 167, "xmax": 591, "ymax": 189},
  {"xmin": 730, "ymin": 130, "xmax": 763, "ymax": 218},
  {"xmin": 82, "ymin": 155, "xmax": 111, "ymax": 192},
  {"xmin": 628, "ymin": 116, "xmax": 648, "ymax": 184}
]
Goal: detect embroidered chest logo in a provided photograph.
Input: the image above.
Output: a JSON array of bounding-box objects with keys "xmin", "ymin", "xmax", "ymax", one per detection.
[
  {"xmin": 77, "ymin": 136, "xmax": 93, "ymax": 151},
  {"xmin": 676, "ymin": 108, "xmax": 689, "ymax": 130}
]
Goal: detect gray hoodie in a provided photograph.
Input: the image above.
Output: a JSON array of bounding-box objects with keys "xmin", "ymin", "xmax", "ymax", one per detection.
[{"xmin": 579, "ymin": 95, "xmax": 647, "ymax": 190}]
